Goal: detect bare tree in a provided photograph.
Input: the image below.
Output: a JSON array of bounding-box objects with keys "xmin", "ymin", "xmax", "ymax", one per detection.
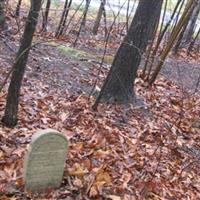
[
  {"xmin": 80, "ymin": 0, "xmax": 91, "ymax": 30},
  {"xmin": 55, "ymin": 0, "xmax": 72, "ymax": 37},
  {"xmin": 149, "ymin": 0, "xmax": 195, "ymax": 85},
  {"xmin": 42, "ymin": 0, "xmax": 51, "ymax": 32},
  {"xmin": 187, "ymin": 26, "xmax": 200, "ymax": 53},
  {"xmin": 144, "ymin": 0, "xmax": 183, "ymax": 79},
  {"xmin": 173, "ymin": 0, "xmax": 197, "ymax": 53},
  {"xmin": 73, "ymin": 0, "xmax": 91, "ymax": 46},
  {"xmin": 183, "ymin": 0, "xmax": 200, "ymax": 45},
  {"xmin": 2, "ymin": 0, "xmax": 42, "ymax": 127},
  {"xmin": 92, "ymin": 0, "xmax": 106, "ymax": 35}
]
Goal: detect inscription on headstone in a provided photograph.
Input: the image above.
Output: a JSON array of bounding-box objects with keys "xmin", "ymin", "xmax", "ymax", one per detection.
[{"xmin": 23, "ymin": 129, "xmax": 68, "ymax": 192}]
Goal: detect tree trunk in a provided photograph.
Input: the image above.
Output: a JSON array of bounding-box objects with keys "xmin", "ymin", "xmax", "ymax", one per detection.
[
  {"xmin": 125, "ymin": 0, "xmax": 131, "ymax": 32},
  {"xmin": 173, "ymin": 0, "xmax": 197, "ymax": 51},
  {"xmin": 187, "ymin": 26, "xmax": 200, "ymax": 53},
  {"xmin": 183, "ymin": 0, "xmax": 200, "ymax": 45},
  {"xmin": 15, "ymin": 0, "xmax": 22, "ymax": 17},
  {"xmin": 0, "ymin": 0, "xmax": 5, "ymax": 29},
  {"xmin": 173, "ymin": 21, "xmax": 188, "ymax": 54},
  {"xmin": 2, "ymin": 0, "xmax": 42, "ymax": 127},
  {"xmin": 55, "ymin": 0, "xmax": 72, "ymax": 37},
  {"xmin": 81, "ymin": 0, "xmax": 91, "ymax": 30},
  {"xmin": 55, "ymin": 0, "xmax": 68, "ymax": 37},
  {"xmin": 144, "ymin": 0, "xmax": 182, "ymax": 79},
  {"xmin": 58, "ymin": 0, "xmax": 72, "ymax": 36},
  {"xmin": 149, "ymin": 0, "xmax": 195, "ymax": 85},
  {"xmin": 93, "ymin": 0, "xmax": 163, "ymax": 107},
  {"xmin": 92, "ymin": 0, "xmax": 105, "ymax": 35},
  {"xmin": 42, "ymin": 0, "xmax": 51, "ymax": 32},
  {"xmin": 73, "ymin": 0, "xmax": 91, "ymax": 46}
]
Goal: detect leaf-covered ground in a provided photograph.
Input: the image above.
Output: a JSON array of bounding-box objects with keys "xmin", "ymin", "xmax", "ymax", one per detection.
[
  {"xmin": 0, "ymin": 6, "xmax": 200, "ymax": 198},
  {"xmin": 0, "ymin": 36, "xmax": 200, "ymax": 200}
]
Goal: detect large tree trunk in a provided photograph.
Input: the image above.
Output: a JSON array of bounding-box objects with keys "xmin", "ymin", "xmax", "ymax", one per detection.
[
  {"xmin": 0, "ymin": 0, "xmax": 5, "ymax": 29},
  {"xmin": 2, "ymin": 0, "xmax": 42, "ymax": 127},
  {"xmin": 93, "ymin": 0, "xmax": 163, "ymax": 107}
]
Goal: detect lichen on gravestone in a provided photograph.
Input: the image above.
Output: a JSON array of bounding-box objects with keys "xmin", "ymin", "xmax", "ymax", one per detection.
[{"xmin": 23, "ymin": 129, "xmax": 68, "ymax": 192}]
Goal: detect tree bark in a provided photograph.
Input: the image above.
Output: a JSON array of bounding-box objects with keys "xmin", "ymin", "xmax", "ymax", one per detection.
[
  {"xmin": 55, "ymin": 0, "xmax": 68, "ymax": 37},
  {"xmin": 144, "ymin": 0, "xmax": 182, "ymax": 80},
  {"xmin": 80, "ymin": 0, "xmax": 91, "ymax": 30},
  {"xmin": 15, "ymin": 0, "xmax": 22, "ymax": 17},
  {"xmin": 187, "ymin": 26, "xmax": 200, "ymax": 53},
  {"xmin": 2, "ymin": 0, "xmax": 42, "ymax": 127},
  {"xmin": 149, "ymin": 0, "xmax": 195, "ymax": 85},
  {"xmin": 173, "ymin": 0, "xmax": 197, "ymax": 51},
  {"xmin": 73, "ymin": 0, "xmax": 91, "ymax": 46},
  {"xmin": 55, "ymin": 0, "xmax": 72, "ymax": 37},
  {"xmin": 183, "ymin": 0, "xmax": 200, "ymax": 45},
  {"xmin": 58, "ymin": 0, "xmax": 72, "ymax": 36},
  {"xmin": 93, "ymin": 0, "xmax": 163, "ymax": 107},
  {"xmin": 42, "ymin": 0, "xmax": 51, "ymax": 32},
  {"xmin": 92, "ymin": 0, "xmax": 105, "ymax": 35}
]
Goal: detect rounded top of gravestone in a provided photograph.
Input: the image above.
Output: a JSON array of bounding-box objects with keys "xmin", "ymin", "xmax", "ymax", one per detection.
[
  {"xmin": 31, "ymin": 128, "xmax": 68, "ymax": 145},
  {"xmin": 30, "ymin": 129, "xmax": 68, "ymax": 152}
]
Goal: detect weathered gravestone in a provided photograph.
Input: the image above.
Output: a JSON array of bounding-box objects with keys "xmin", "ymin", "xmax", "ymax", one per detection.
[{"xmin": 23, "ymin": 129, "xmax": 68, "ymax": 192}]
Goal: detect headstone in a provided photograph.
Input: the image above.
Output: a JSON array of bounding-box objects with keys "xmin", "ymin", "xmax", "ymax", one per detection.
[{"xmin": 23, "ymin": 129, "xmax": 68, "ymax": 192}]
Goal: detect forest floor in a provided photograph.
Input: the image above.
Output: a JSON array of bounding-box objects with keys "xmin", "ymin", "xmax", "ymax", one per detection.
[{"xmin": 0, "ymin": 13, "xmax": 200, "ymax": 200}]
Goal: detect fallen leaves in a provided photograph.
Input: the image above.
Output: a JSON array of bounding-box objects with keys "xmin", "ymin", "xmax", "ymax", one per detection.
[
  {"xmin": 0, "ymin": 35, "xmax": 200, "ymax": 200},
  {"xmin": 107, "ymin": 195, "xmax": 121, "ymax": 200},
  {"xmin": 68, "ymin": 163, "xmax": 87, "ymax": 177}
]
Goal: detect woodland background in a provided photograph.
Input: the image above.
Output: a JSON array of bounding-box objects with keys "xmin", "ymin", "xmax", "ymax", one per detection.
[{"xmin": 0, "ymin": 0, "xmax": 200, "ymax": 199}]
